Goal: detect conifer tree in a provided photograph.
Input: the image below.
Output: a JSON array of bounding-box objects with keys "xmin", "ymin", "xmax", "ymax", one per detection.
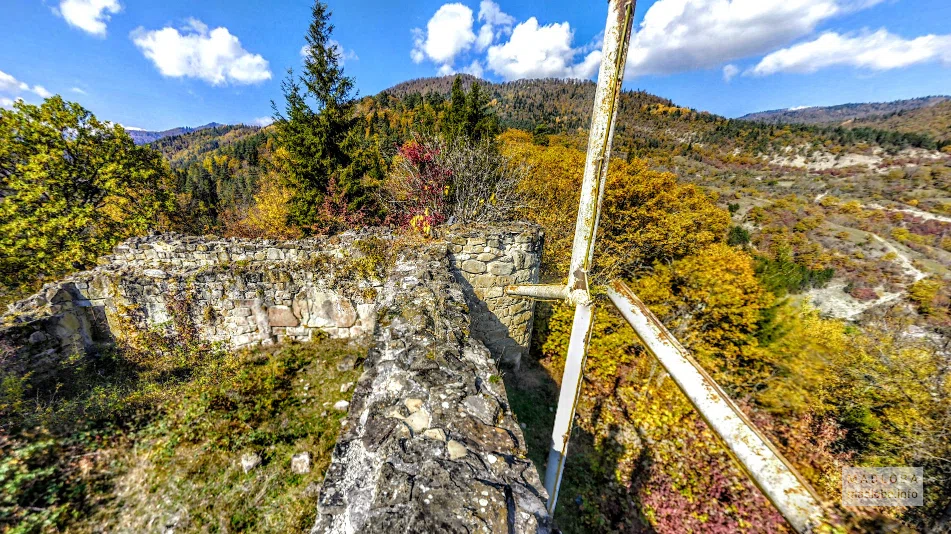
[
  {"xmin": 447, "ymin": 76, "xmax": 467, "ymax": 140},
  {"xmin": 273, "ymin": 0, "xmax": 363, "ymax": 230}
]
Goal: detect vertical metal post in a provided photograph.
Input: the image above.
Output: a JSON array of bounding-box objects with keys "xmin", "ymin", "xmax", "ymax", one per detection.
[
  {"xmin": 606, "ymin": 280, "xmax": 828, "ymax": 533},
  {"xmin": 542, "ymin": 0, "xmax": 637, "ymax": 515}
]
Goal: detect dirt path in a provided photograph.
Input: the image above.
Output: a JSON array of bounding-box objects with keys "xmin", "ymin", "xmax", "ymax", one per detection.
[
  {"xmin": 866, "ymin": 204, "xmax": 951, "ymax": 224},
  {"xmin": 804, "ymin": 230, "xmax": 925, "ymax": 320}
]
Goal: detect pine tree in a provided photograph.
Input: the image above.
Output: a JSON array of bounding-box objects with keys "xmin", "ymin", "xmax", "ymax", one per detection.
[
  {"xmin": 447, "ymin": 76, "xmax": 467, "ymax": 140},
  {"xmin": 272, "ymin": 0, "xmax": 360, "ymax": 230},
  {"xmin": 465, "ymin": 82, "xmax": 499, "ymax": 142}
]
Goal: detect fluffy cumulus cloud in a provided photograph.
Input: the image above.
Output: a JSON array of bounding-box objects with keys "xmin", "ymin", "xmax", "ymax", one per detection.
[
  {"xmin": 750, "ymin": 30, "xmax": 951, "ymax": 75},
  {"xmin": 131, "ymin": 19, "xmax": 271, "ymax": 85},
  {"xmin": 0, "ymin": 70, "xmax": 54, "ymax": 103},
  {"xmin": 623, "ymin": 0, "xmax": 879, "ymax": 76},
  {"xmin": 413, "ymin": 1, "xmax": 597, "ymax": 80},
  {"xmin": 410, "ymin": 0, "xmax": 942, "ymax": 83},
  {"xmin": 58, "ymin": 0, "xmax": 121, "ymax": 37},
  {"xmin": 476, "ymin": 0, "xmax": 515, "ymax": 51},
  {"xmin": 486, "ymin": 18, "xmax": 601, "ymax": 80},
  {"xmin": 411, "ymin": 3, "xmax": 476, "ymax": 68}
]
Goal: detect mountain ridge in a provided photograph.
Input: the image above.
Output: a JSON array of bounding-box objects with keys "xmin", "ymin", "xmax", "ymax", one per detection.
[
  {"xmin": 739, "ymin": 96, "xmax": 951, "ymax": 125},
  {"xmin": 128, "ymin": 122, "xmax": 227, "ymax": 145}
]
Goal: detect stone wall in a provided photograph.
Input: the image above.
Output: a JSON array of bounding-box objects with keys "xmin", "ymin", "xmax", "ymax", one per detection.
[
  {"xmin": 0, "ymin": 225, "xmax": 550, "ymax": 533},
  {"xmin": 313, "ymin": 241, "xmax": 549, "ymax": 534},
  {"xmin": 1, "ymin": 233, "xmax": 386, "ymax": 365},
  {"xmin": 444, "ymin": 223, "xmax": 543, "ymax": 369},
  {"xmin": 2, "ymin": 225, "xmax": 543, "ymax": 370}
]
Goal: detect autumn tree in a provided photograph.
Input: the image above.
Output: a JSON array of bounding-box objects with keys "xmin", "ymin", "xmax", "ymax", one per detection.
[
  {"xmin": 0, "ymin": 97, "xmax": 173, "ymax": 296},
  {"xmin": 500, "ymin": 130, "xmax": 730, "ymax": 278}
]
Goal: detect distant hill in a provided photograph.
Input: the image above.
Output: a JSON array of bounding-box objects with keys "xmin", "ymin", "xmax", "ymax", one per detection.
[
  {"xmin": 844, "ymin": 100, "xmax": 951, "ymax": 142},
  {"xmin": 375, "ymin": 76, "xmax": 946, "ymax": 156},
  {"xmin": 148, "ymin": 124, "xmax": 265, "ymax": 168},
  {"xmin": 381, "ymin": 75, "xmax": 673, "ymax": 133},
  {"xmin": 127, "ymin": 122, "xmax": 226, "ymax": 145},
  {"xmin": 739, "ymin": 96, "xmax": 950, "ymax": 125}
]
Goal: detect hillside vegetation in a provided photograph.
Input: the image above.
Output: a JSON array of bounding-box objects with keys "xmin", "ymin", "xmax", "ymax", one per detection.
[{"xmin": 2, "ymin": 1, "xmax": 951, "ymax": 531}]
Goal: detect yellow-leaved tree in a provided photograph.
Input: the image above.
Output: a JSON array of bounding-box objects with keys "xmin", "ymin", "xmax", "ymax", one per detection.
[{"xmin": 0, "ymin": 97, "xmax": 174, "ymax": 300}]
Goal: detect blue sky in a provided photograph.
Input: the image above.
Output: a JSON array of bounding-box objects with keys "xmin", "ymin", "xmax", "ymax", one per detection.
[{"xmin": 1, "ymin": 0, "xmax": 949, "ymax": 130}]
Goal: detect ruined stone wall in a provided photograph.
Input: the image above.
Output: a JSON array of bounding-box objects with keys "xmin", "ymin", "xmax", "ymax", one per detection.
[
  {"xmin": 2, "ymin": 225, "xmax": 543, "ymax": 370},
  {"xmin": 0, "ymin": 224, "xmax": 550, "ymax": 533},
  {"xmin": 314, "ymin": 241, "xmax": 549, "ymax": 534},
  {"xmin": 444, "ymin": 223, "xmax": 543, "ymax": 368}
]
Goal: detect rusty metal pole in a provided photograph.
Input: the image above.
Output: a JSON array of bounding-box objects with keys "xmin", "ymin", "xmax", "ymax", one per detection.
[
  {"xmin": 606, "ymin": 280, "xmax": 828, "ymax": 533},
  {"xmin": 538, "ymin": 0, "xmax": 637, "ymax": 515}
]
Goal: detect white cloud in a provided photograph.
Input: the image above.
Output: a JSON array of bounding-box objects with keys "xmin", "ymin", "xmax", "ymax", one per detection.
[
  {"xmin": 32, "ymin": 86, "xmax": 53, "ymax": 99},
  {"xmin": 131, "ymin": 19, "xmax": 271, "ymax": 86},
  {"xmin": 0, "ymin": 98, "xmax": 15, "ymax": 109},
  {"xmin": 722, "ymin": 64, "xmax": 739, "ymax": 81},
  {"xmin": 0, "ymin": 70, "xmax": 53, "ymax": 101},
  {"xmin": 0, "ymin": 70, "xmax": 29, "ymax": 94},
  {"xmin": 750, "ymin": 29, "xmax": 951, "ymax": 75},
  {"xmin": 486, "ymin": 17, "xmax": 600, "ymax": 80},
  {"xmin": 476, "ymin": 0, "xmax": 515, "ymax": 51},
  {"xmin": 625, "ymin": 0, "xmax": 884, "ymax": 77},
  {"xmin": 58, "ymin": 0, "xmax": 121, "ymax": 37},
  {"xmin": 251, "ymin": 116, "xmax": 274, "ymax": 127},
  {"xmin": 462, "ymin": 60, "xmax": 485, "ymax": 78},
  {"xmin": 71, "ymin": 87, "xmax": 88, "ymax": 95},
  {"xmin": 411, "ymin": 3, "xmax": 476, "ymax": 70},
  {"xmin": 300, "ymin": 40, "xmax": 359, "ymax": 65}
]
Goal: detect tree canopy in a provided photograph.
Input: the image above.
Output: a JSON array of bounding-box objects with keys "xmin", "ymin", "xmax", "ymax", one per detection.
[{"xmin": 0, "ymin": 97, "xmax": 173, "ymax": 294}]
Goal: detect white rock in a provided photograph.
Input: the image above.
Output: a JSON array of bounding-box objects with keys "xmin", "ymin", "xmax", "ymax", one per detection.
[
  {"xmin": 404, "ymin": 398, "xmax": 423, "ymax": 413},
  {"xmin": 423, "ymin": 428, "xmax": 446, "ymax": 441},
  {"xmin": 403, "ymin": 408, "xmax": 431, "ymax": 434},
  {"xmin": 240, "ymin": 452, "xmax": 261, "ymax": 473},
  {"xmin": 447, "ymin": 440, "xmax": 467, "ymax": 460},
  {"xmin": 291, "ymin": 452, "xmax": 311, "ymax": 474},
  {"xmin": 333, "ymin": 400, "xmax": 350, "ymax": 412}
]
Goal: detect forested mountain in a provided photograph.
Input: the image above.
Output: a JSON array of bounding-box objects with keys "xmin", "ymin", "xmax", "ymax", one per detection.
[
  {"xmin": 373, "ymin": 76, "xmax": 949, "ymax": 157},
  {"xmin": 740, "ymin": 95, "xmax": 950, "ymax": 125},
  {"xmin": 127, "ymin": 121, "xmax": 226, "ymax": 145}
]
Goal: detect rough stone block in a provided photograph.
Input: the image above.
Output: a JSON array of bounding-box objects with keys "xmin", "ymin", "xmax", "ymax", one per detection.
[
  {"xmin": 488, "ymin": 262, "xmax": 514, "ymax": 276},
  {"xmin": 460, "ymin": 260, "xmax": 486, "ymax": 274},
  {"xmin": 267, "ymin": 305, "xmax": 299, "ymax": 327}
]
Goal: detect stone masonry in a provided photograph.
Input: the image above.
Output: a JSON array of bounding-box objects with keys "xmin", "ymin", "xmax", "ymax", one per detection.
[
  {"xmin": 313, "ymin": 241, "xmax": 549, "ymax": 533},
  {"xmin": 443, "ymin": 223, "xmax": 543, "ymax": 369},
  {"xmin": 0, "ymin": 224, "xmax": 549, "ymax": 533}
]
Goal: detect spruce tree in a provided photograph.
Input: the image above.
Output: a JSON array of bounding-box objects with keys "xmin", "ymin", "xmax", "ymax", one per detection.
[
  {"xmin": 273, "ymin": 0, "xmax": 359, "ymax": 230},
  {"xmin": 447, "ymin": 76, "xmax": 467, "ymax": 140}
]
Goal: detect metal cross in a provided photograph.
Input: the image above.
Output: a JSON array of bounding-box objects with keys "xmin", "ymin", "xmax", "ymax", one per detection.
[{"xmin": 505, "ymin": 1, "xmax": 830, "ymax": 531}]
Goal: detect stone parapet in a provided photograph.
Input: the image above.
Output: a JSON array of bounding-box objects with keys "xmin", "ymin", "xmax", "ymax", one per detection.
[
  {"xmin": 313, "ymin": 242, "xmax": 549, "ymax": 533},
  {"xmin": 443, "ymin": 223, "xmax": 543, "ymax": 368}
]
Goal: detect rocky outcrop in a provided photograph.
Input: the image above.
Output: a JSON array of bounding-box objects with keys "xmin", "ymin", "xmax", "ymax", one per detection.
[{"xmin": 313, "ymin": 241, "xmax": 550, "ymax": 534}]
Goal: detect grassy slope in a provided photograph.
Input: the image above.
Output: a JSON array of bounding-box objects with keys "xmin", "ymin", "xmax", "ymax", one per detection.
[{"xmin": 1, "ymin": 336, "xmax": 363, "ymax": 533}]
